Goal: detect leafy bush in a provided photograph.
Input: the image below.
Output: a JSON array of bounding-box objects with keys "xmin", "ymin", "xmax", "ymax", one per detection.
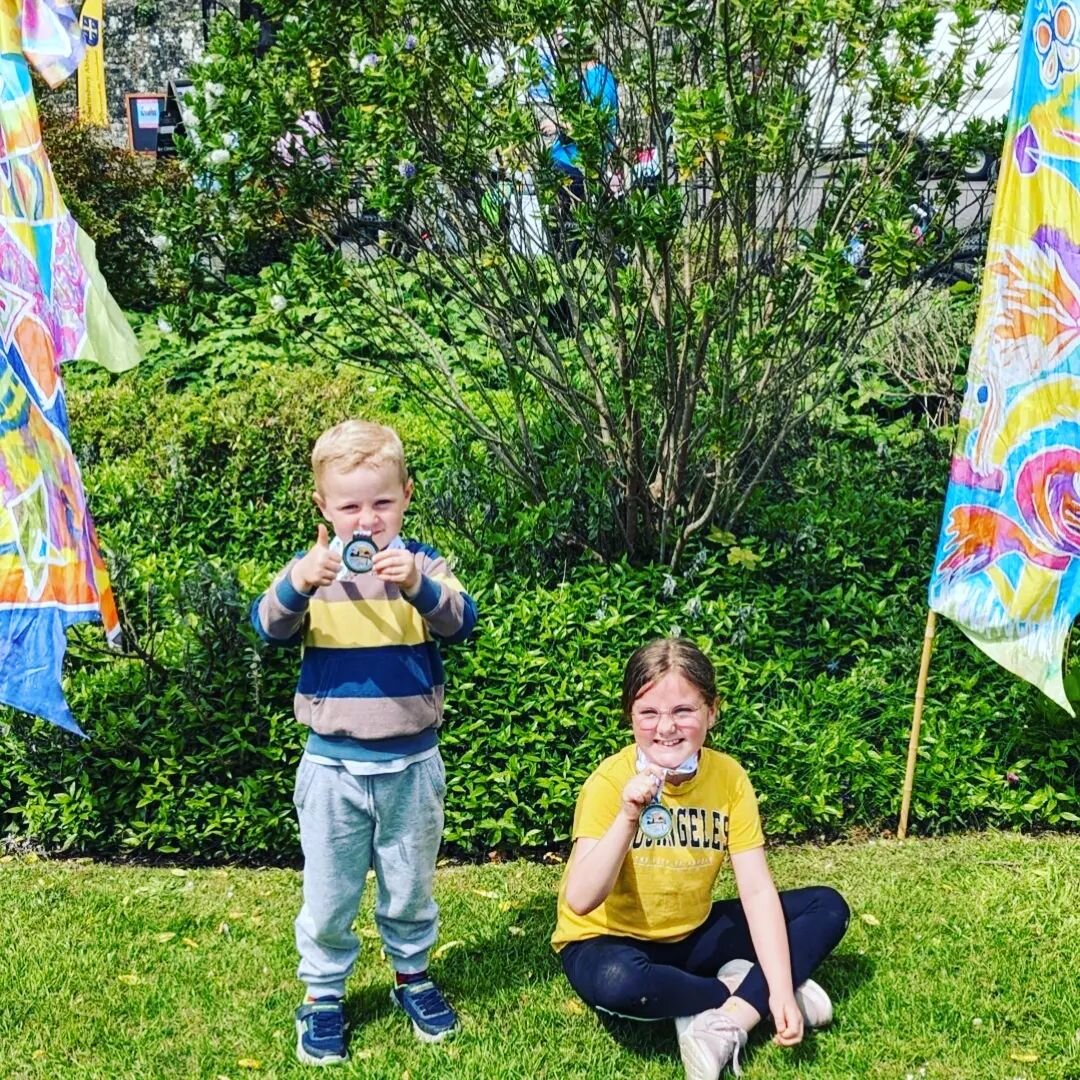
[
  {"xmin": 37, "ymin": 92, "xmax": 185, "ymax": 311},
  {"xmin": 441, "ymin": 431, "xmax": 1080, "ymax": 847},
  {"xmin": 0, "ymin": 563, "xmax": 298, "ymax": 856},
  {"xmin": 157, "ymin": 0, "xmax": 1014, "ymax": 565},
  {"xmin": 0, "ymin": 347, "xmax": 453, "ymax": 857},
  {"xmin": 1, "ymin": 348, "xmax": 1076, "ymax": 857}
]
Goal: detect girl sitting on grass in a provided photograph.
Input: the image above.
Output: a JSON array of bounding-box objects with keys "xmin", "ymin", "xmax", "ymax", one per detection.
[{"xmin": 551, "ymin": 637, "xmax": 850, "ymax": 1079}]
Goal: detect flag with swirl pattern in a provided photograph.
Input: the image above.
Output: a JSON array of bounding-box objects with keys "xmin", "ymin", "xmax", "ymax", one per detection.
[
  {"xmin": 1, "ymin": 0, "xmax": 140, "ymax": 735},
  {"xmin": 929, "ymin": 0, "xmax": 1080, "ymax": 714}
]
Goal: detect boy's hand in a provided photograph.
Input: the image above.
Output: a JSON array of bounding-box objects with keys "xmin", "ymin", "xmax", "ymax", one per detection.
[
  {"xmin": 372, "ymin": 549, "xmax": 421, "ymax": 595},
  {"xmin": 619, "ymin": 766, "xmax": 664, "ymax": 826},
  {"xmin": 290, "ymin": 524, "xmax": 341, "ymax": 593}
]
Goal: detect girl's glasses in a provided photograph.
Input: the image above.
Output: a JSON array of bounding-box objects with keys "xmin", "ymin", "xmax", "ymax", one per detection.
[{"xmin": 632, "ymin": 703, "xmax": 705, "ymax": 729}]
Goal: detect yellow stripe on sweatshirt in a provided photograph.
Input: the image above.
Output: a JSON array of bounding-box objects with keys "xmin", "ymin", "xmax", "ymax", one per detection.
[
  {"xmin": 306, "ymin": 598, "xmax": 432, "ymax": 649},
  {"xmin": 429, "ymin": 573, "xmax": 465, "ymax": 591}
]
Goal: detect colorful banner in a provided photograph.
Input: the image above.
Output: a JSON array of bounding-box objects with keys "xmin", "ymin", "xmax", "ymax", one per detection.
[
  {"xmin": 929, "ymin": 0, "xmax": 1080, "ymax": 714},
  {"xmin": 1, "ymin": 0, "xmax": 141, "ymax": 735},
  {"xmin": 75, "ymin": 0, "xmax": 107, "ymax": 127}
]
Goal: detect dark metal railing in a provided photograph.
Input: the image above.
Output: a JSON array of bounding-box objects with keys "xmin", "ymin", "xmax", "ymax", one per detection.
[{"xmin": 200, "ymin": 0, "xmax": 239, "ymax": 42}]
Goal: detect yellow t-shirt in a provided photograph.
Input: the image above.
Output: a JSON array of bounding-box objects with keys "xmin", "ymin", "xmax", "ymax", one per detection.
[{"xmin": 551, "ymin": 745, "xmax": 765, "ymax": 951}]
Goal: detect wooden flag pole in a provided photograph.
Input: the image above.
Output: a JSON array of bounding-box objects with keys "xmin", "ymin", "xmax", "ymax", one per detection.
[{"xmin": 898, "ymin": 610, "xmax": 937, "ymax": 839}]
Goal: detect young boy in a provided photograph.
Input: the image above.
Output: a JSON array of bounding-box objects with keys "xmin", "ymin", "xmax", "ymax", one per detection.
[{"xmin": 251, "ymin": 419, "xmax": 478, "ymax": 1066}]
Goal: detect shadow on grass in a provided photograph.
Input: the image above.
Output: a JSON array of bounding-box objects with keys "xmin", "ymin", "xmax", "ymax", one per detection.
[
  {"xmin": 344, "ymin": 891, "xmax": 565, "ymax": 1023},
  {"xmin": 821, "ymin": 950, "xmax": 875, "ymax": 1004}
]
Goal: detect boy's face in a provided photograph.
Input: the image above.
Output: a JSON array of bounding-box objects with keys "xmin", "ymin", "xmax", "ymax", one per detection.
[
  {"xmin": 313, "ymin": 460, "xmax": 413, "ymax": 548},
  {"xmin": 629, "ymin": 670, "xmax": 715, "ymax": 771}
]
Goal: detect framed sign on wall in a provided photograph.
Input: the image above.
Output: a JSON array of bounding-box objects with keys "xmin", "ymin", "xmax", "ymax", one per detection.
[{"xmin": 125, "ymin": 92, "xmax": 166, "ymax": 154}]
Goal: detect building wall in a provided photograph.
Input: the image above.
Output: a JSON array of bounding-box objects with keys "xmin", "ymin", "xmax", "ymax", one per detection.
[{"xmin": 98, "ymin": 0, "xmax": 205, "ymax": 141}]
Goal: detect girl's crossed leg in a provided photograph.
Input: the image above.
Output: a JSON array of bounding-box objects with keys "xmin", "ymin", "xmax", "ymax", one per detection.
[{"xmin": 560, "ymin": 885, "xmax": 849, "ymax": 1022}]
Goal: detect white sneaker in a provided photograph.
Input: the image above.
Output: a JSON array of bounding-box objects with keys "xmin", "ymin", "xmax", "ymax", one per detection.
[
  {"xmin": 674, "ymin": 1009, "xmax": 748, "ymax": 1079},
  {"xmin": 716, "ymin": 959, "xmax": 833, "ymax": 1029},
  {"xmin": 793, "ymin": 977, "xmax": 832, "ymax": 1028}
]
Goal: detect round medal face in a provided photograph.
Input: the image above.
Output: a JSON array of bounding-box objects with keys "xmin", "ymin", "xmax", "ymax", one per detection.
[
  {"xmin": 638, "ymin": 801, "xmax": 673, "ymax": 840},
  {"xmin": 342, "ymin": 532, "xmax": 378, "ymax": 574}
]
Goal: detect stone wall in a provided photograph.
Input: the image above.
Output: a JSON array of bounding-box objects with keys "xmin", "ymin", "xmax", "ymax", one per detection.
[{"xmin": 96, "ymin": 0, "xmax": 205, "ymax": 142}]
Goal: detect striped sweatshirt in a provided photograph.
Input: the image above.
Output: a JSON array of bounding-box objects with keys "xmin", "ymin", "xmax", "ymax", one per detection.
[{"xmin": 251, "ymin": 539, "xmax": 477, "ymax": 748}]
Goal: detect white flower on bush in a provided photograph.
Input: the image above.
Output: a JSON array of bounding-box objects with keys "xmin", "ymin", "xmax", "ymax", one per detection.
[
  {"xmin": 269, "ymin": 294, "xmax": 288, "ymax": 313},
  {"xmin": 284, "ymin": 13, "xmax": 299, "ymax": 23},
  {"xmin": 181, "ymin": 108, "xmax": 199, "ymax": 128},
  {"xmin": 684, "ymin": 596, "xmax": 702, "ymax": 618},
  {"xmin": 661, "ymin": 573, "xmax": 677, "ymax": 598},
  {"xmin": 359, "ymin": 52, "xmax": 379, "ymax": 72},
  {"xmin": 208, "ymin": 147, "xmax": 231, "ymax": 166},
  {"xmin": 348, "ymin": 51, "xmax": 361, "ymax": 70},
  {"xmin": 222, "ymin": 131, "xmax": 239, "ymax": 149},
  {"xmin": 150, "ymin": 233, "xmax": 171, "ymax": 252},
  {"xmin": 198, "ymin": 53, "xmax": 224, "ymax": 66},
  {"xmin": 157, "ymin": 318, "xmax": 173, "ymax": 334},
  {"xmin": 204, "ymin": 81, "xmax": 225, "ymax": 102},
  {"xmin": 670, "ymin": 623, "xmax": 683, "ymax": 638}
]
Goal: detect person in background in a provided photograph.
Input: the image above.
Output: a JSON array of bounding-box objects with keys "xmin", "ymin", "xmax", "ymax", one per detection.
[{"xmin": 530, "ymin": 29, "xmax": 619, "ymax": 257}]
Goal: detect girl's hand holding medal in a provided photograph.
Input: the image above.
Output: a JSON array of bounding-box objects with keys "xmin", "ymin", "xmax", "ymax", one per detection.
[{"xmin": 620, "ymin": 765, "xmax": 667, "ymax": 828}]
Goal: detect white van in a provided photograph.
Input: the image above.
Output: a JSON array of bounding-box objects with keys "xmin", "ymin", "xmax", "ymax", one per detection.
[{"xmin": 811, "ymin": 10, "xmax": 1019, "ymax": 180}]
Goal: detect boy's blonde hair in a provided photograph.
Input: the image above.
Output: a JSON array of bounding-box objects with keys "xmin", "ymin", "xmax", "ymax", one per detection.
[{"xmin": 311, "ymin": 420, "xmax": 409, "ymax": 490}]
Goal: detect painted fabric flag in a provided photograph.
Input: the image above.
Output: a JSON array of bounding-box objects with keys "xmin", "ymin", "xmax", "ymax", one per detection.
[
  {"xmin": 1, "ymin": 0, "xmax": 141, "ymax": 735},
  {"xmin": 929, "ymin": 0, "xmax": 1080, "ymax": 714}
]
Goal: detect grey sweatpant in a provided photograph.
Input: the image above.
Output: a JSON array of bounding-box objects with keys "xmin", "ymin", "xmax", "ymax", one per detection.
[{"xmin": 293, "ymin": 752, "xmax": 446, "ymax": 999}]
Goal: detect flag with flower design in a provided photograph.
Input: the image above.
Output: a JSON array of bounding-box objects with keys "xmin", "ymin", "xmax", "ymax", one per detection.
[
  {"xmin": 929, "ymin": 0, "xmax": 1080, "ymax": 713},
  {"xmin": 1, "ymin": 0, "xmax": 141, "ymax": 735}
]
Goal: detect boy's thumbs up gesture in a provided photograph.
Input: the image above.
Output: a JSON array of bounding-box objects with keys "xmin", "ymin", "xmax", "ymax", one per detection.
[{"xmin": 290, "ymin": 524, "xmax": 342, "ymax": 594}]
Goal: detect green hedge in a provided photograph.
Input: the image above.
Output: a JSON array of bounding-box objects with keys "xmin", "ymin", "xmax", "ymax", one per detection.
[{"xmin": 1, "ymin": 355, "xmax": 1077, "ymax": 858}]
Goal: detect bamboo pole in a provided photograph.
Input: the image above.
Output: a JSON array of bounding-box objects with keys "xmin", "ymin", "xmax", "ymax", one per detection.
[{"xmin": 898, "ymin": 610, "xmax": 937, "ymax": 839}]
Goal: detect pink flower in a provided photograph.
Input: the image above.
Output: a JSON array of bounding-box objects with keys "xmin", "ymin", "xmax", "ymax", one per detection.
[{"xmin": 276, "ymin": 110, "xmax": 331, "ymax": 167}]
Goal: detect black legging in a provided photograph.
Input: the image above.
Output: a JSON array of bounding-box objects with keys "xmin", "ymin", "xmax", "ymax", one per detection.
[{"xmin": 560, "ymin": 885, "xmax": 849, "ymax": 1020}]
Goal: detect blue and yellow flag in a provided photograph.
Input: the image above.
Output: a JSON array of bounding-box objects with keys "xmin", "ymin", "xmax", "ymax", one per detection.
[
  {"xmin": 1, "ymin": 0, "xmax": 140, "ymax": 735},
  {"xmin": 76, "ymin": 0, "xmax": 106, "ymax": 125},
  {"xmin": 929, "ymin": 0, "xmax": 1080, "ymax": 713}
]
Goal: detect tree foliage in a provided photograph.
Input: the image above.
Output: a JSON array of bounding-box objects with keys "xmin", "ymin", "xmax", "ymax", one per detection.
[{"xmin": 162, "ymin": 0, "xmax": 1014, "ymax": 563}]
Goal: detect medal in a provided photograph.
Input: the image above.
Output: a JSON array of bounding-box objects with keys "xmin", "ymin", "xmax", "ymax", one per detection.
[
  {"xmin": 341, "ymin": 531, "xmax": 377, "ymax": 573},
  {"xmin": 638, "ymin": 773, "xmax": 673, "ymax": 840}
]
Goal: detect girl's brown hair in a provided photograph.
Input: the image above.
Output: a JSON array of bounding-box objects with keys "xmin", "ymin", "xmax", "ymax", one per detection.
[{"xmin": 620, "ymin": 638, "xmax": 717, "ymax": 720}]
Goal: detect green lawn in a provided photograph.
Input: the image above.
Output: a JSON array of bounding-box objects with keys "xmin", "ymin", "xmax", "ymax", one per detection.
[{"xmin": 1, "ymin": 833, "xmax": 1078, "ymax": 1080}]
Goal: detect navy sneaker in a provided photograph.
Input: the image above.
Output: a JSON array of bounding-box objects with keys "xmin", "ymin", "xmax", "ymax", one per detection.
[
  {"xmin": 295, "ymin": 996, "xmax": 348, "ymax": 1066},
  {"xmin": 391, "ymin": 978, "xmax": 460, "ymax": 1043}
]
